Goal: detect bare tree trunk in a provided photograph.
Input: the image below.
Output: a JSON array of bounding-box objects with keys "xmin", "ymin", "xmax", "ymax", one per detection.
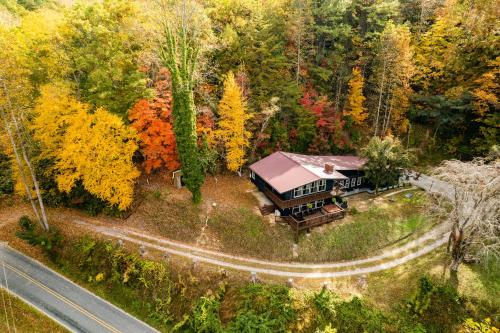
[
  {"xmin": 1, "ymin": 81, "xmax": 49, "ymax": 230},
  {"xmin": 11, "ymin": 112, "xmax": 49, "ymax": 230},
  {"xmin": 0, "ymin": 109, "xmax": 43, "ymax": 225},
  {"xmin": 374, "ymin": 58, "xmax": 387, "ymax": 137},
  {"xmin": 334, "ymin": 67, "xmax": 344, "ymax": 111},
  {"xmin": 296, "ymin": 34, "xmax": 301, "ymax": 84},
  {"xmin": 382, "ymin": 91, "xmax": 394, "ymax": 136}
]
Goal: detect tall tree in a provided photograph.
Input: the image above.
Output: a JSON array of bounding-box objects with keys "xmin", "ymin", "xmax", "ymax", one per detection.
[
  {"xmin": 430, "ymin": 157, "xmax": 499, "ymax": 280},
  {"xmin": 0, "ymin": 28, "xmax": 49, "ymax": 230},
  {"xmin": 214, "ymin": 71, "xmax": 252, "ymax": 173},
  {"xmin": 344, "ymin": 67, "xmax": 367, "ymax": 126},
  {"xmin": 371, "ymin": 22, "xmax": 414, "ymax": 136},
  {"xmin": 129, "ymin": 68, "xmax": 180, "ymax": 173},
  {"xmin": 33, "ymin": 84, "xmax": 140, "ymax": 211},
  {"xmin": 62, "ymin": 0, "xmax": 149, "ymax": 117},
  {"xmin": 360, "ymin": 136, "xmax": 412, "ymax": 194},
  {"xmin": 158, "ymin": 0, "xmax": 208, "ymax": 203}
]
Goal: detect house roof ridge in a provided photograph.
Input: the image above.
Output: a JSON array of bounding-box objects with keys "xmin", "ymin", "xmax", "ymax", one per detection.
[{"xmin": 278, "ymin": 151, "xmax": 323, "ymax": 180}]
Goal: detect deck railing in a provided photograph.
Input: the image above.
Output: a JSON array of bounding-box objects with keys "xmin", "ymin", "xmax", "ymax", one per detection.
[
  {"xmin": 263, "ymin": 187, "xmax": 335, "ymax": 209},
  {"xmin": 282, "ymin": 206, "xmax": 346, "ymax": 237}
]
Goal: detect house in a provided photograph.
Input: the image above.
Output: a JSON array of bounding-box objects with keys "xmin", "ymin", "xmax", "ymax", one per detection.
[{"xmin": 249, "ymin": 151, "xmax": 367, "ymax": 237}]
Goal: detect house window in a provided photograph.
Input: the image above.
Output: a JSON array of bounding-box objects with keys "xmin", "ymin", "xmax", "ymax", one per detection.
[
  {"xmin": 351, "ymin": 178, "xmax": 356, "ymax": 187},
  {"xmin": 319, "ymin": 179, "xmax": 326, "ymax": 191},
  {"xmin": 344, "ymin": 179, "xmax": 349, "ymax": 189},
  {"xmin": 292, "ymin": 206, "xmax": 300, "ymax": 214},
  {"xmin": 338, "ymin": 180, "xmax": 344, "ymax": 188},
  {"xmin": 250, "ymin": 171, "xmax": 255, "ymax": 180},
  {"xmin": 357, "ymin": 177, "xmax": 362, "ymax": 185}
]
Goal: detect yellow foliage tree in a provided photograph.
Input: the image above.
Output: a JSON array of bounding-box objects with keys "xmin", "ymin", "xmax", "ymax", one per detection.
[
  {"xmin": 214, "ymin": 71, "xmax": 252, "ymax": 172},
  {"xmin": 32, "ymin": 86, "xmax": 140, "ymax": 210},
  {"xmin": 56, "ymin": 109, "xmax": 140, "ymax": 210},
  {"xmin": 32, "ymin": 83, "xmax": 89, "ymax": 162},
  {"xmin": 344, "ymin": 67, "xmax": 367, "ymax": 125},
  {"xmin": 472, "ymin": 57, "xmax": 499, "ymax": 117}
]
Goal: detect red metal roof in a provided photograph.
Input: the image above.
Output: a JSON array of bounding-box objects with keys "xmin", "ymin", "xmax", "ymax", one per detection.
[{"xmin": 249, "ymin": 151, "xmax": 366, "ymax": 194}]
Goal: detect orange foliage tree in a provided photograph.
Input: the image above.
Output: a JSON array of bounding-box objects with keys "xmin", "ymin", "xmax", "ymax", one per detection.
[{"xmin": 129, "ymin": 68, "xmax": 180, "ymax": 173}]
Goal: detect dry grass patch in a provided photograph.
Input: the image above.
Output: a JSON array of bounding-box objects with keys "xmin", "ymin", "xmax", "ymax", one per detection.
[{"xmin": 0, "ymin": 289, "xmax": 68, "ymax": 333}]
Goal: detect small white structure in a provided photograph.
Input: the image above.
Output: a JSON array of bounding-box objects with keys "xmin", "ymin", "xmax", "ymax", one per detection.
[{"xmin": 172, "ymin": 170, "xmax": 183, "ymax": 189}]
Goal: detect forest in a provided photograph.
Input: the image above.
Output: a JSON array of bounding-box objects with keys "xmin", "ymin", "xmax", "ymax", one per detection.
[
  {"xmin": 0, "ymin": 0, "xmax": 498, "ymax": 209},
  {"xmin": 0, "ymin": 1, "xmax": 498, "ymax": 332}
]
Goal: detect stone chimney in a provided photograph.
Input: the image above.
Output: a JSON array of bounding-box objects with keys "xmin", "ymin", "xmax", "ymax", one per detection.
[{"xmin": 324, "ymin": 163, "xmax": 335, "ymax": 174}]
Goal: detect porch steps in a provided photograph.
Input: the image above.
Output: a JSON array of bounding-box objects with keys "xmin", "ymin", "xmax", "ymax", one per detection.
[{"xmin": 259, "ymin": 204, "xmax": 276, "ymax": 216}]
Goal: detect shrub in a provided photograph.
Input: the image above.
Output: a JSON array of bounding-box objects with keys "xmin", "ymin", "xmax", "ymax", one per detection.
[
  {"xmin": 333, "ymin": 297, "xmax": 386, "ymax": 333},
  {"xmin": 228, "ymin": 284, "xmax": 296, "ymax": 332},
  {"xmin": 174, "ymin": 294, "xmax": 223, "ymax": 333},
  {"xmin": 459, "ymin": 318, "xmax": 499, "ymax": 333},
  {"xmin": 16, "ymin": 216, "xmax": 62, "ymax": 261},
  {"xmin": 407, "ymin": 277, "xmax": 466, "ymax": 333},
  {"xmin": 313, "ymin": 288, "xmax": 337, "ymax": 328}
]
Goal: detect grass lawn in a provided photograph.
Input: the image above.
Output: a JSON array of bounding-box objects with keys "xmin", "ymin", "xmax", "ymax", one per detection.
[
  {"xmin": 121, "ymin": 174, "xmax": 296, "ymax": 260},
  {"xmin": 125, "ymin": 177, "xmax": 436, "ymax": 262},
  {"xmin": 297, "ymin": 189, "xmax": 437, "ymax": 262},
  {"xmin": 0, "ymin": 289, "xmax": 68, "ymax": 333}
]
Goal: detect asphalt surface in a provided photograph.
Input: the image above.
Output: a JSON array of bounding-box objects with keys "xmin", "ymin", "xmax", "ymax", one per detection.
[{"xmin": 0, "ymin": 245, "xmax": 159, "ymax": 333}]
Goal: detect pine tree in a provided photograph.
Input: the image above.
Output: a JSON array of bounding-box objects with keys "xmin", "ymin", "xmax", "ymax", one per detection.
[
  {"xmin": 344, "ymin": 67, "xmax": 367, "ymax": 125},
  {"xmin": 215, "ymin": 71, "xmax": 252, "ymax": 173}
]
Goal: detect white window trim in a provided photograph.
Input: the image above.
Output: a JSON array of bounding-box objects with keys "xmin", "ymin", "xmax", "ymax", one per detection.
[
  {"xmin": 351, "ymin": 178, "xmax": 356, "ymax": 187},
  {"xmin": 293, "ymin": 180, "xmax": 327, "ymax": 198},
  {"xmin": 357, "ymin": 177, "xmax": 362, "ymax": 185},
  {"xmin": 345, "ymin": 180, "xmax": 350, "ymax": 189}
]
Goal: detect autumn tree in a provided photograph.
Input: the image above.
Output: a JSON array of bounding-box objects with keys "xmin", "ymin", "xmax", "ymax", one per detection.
[
  {"xmin": 61, "ymin": 0, "xmax": 149, "ymax": 117},
  {"xmin": 0, "ymin": 28, "xmax": 49, "ymax": 230},
  {"xmin": 32, "ymin": 83, "xmax": 89, "ymax": 162},
  {"xmin": 371, "ymin": 22, "xmax": 415, "ymax": 137},
  {"xmin": 214, "ymin": 71, "xmax": 252, "ymax": 173},
  {"xmin": 344, "ymin": 67, "xmax": 367, "ymax": 126},
  {"xmin": 157, "ymin": 0, "xmax": 209, "ymax": 203},
  {"xmin": 57, "ymin": 109, "xmax": 139, "ymax": 211},
  {"xmin": 299, "ymin": 88, "xmax": 349, "ymax": 154},
  {"xmin": 33, "ymin": 85, "xmax": 140, "ymax": 211},
  {"xmin": 360, "ymin": 136, "xmax": 412, "ymax": 194},
  {"xmin": 129, "ymin": 68, "xmax": 180, "ymax": 173},
  {"xmin": 430, "ymin": 157, "xmax": 499, "ymax": 280}
]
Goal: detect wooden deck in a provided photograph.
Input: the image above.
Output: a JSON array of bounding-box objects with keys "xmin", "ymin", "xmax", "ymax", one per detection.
[{"xmin": 282, "ymin": 204, "xmax": 346, "ymax": 239}]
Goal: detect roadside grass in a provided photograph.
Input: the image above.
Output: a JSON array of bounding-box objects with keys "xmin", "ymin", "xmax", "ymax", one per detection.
[
  {"xmin": 0, "ymin": 288, "xmax": 69, "ymax": 333},
  {"xmin": 365, "ymin": 248, "xmax": 500, "ymax": 322},
  {"xmin": 209, "ymin": 207, "xmax": 294, "ymax": 260},
  {"xmin": 298, "ymin": 190, "xmax": 437, "ymax": 262},
  {"xmin": 56, "ymin": 263, "xmax": 172, "ymax": 333}
]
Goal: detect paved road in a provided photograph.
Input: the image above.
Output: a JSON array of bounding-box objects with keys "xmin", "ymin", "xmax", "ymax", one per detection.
[
  {"xmin": 410, "ymin": 173, "xmax": 455, "ymax": 200},
  {"xmin": 0, "ymin": 245, "xmax": 159, "ymax": 333}
]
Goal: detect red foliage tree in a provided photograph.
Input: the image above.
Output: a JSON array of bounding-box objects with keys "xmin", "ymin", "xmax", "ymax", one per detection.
[
  {"xmin": 299, "ymin": 87, "xmax": 351, "ymax": 154},
  {"xmin": 129, "ymin": 68, "xmax": 180, "ymax": 173}
]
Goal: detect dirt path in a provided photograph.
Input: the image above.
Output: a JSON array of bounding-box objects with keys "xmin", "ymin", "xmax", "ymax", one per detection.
[{"xmin": 71, "ymin": 218, "xmax": 448, "ymax": 278}]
